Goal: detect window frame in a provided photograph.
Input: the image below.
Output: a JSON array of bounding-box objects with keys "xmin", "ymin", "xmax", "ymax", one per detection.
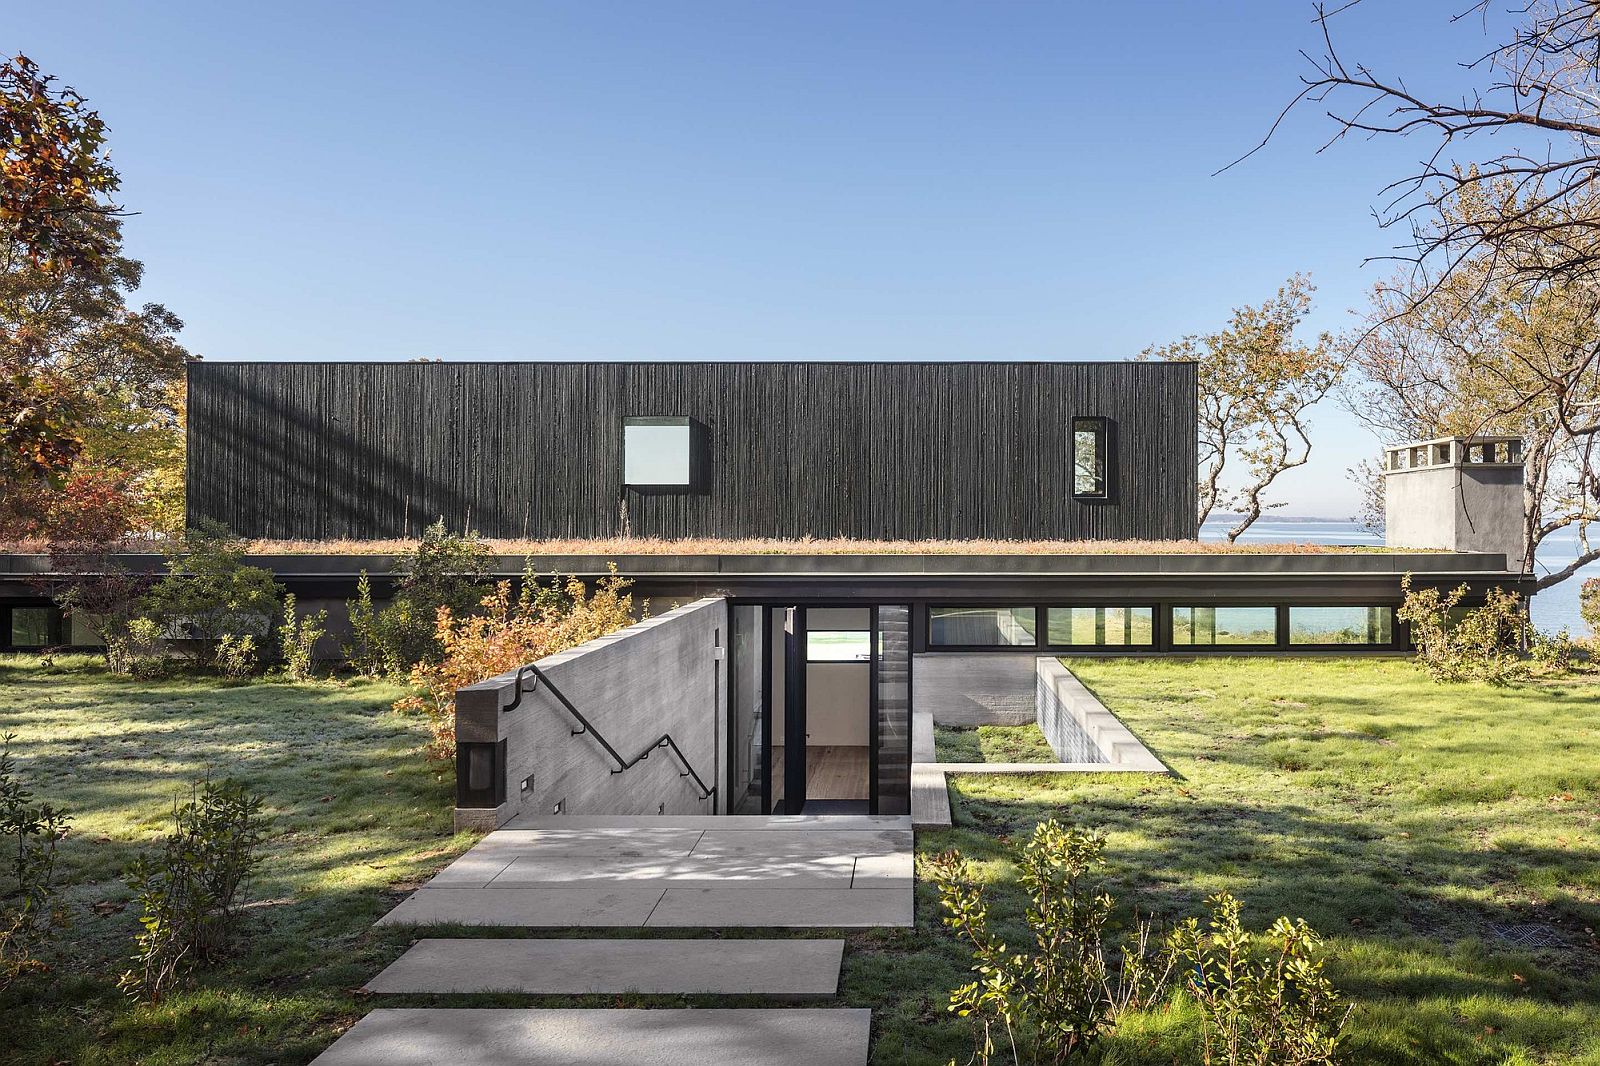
[
  {"xmin": 1285, "ymin": 605, "xmax": 1398, "ymax": 649},
  {"xmin": 1043, "ymin": 604, "xmax": 1159, "ymax": 649},
  {"xmin": 621, "ymin": 416, "xmax": 699, "ymax": 490},
  {"xmin": 1070, "ymin": 415, "xmax": 1110, "ymax": 500},
  {"xmin": 926, "ymin": 604, "xmax": 1041, "ymax": 650},
  {"xmin": 1168, "ymin": 604, "xmax": 1282, "ymax": 648}
]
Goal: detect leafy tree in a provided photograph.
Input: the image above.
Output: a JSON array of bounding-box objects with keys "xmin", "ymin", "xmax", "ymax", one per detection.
[
  {"xmin": 1, "ymin": 60, "xmax": 190, "ymax": 542},
  {"xmin": 1144, "ymin": 276, "xmax": 1343, "ymax": 541},
  {"xmin": 1347, "ymin": 190, "xmax": 1600, "ymax": 586},
  {"xmin": 0, "ymin": 54, "xmax": 120, "ymax": 278},
  {"xmin": 369, "ymin": 521, "xmax": 494, "ymax": 670},
  {"xmin": 140, "ymin": 522, "xmax": 282, "ymax": 664}
]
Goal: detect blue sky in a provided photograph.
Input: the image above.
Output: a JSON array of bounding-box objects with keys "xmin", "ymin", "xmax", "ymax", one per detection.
[{"xmin": 12, "ymin": 2, "xmax": 1516, "ymax": 516}]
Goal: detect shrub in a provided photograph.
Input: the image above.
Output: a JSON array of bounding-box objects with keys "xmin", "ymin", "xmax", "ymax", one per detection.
[
  {"xmin": 278, "ymin": 593, "xmax": 326, "ymax": 681},
  {"xmin": 928, "ymin": 819, "xmax": 1170, "ymax": 1064},
  {"xmin": 395, "ymin": 567, "xmax": 637, "ymax": 760},
  {"xmin": 343, "ymin": 570, "xmax": 385, "ymax": 677},
  {"xmin": 119, "ymin": 779, "xmax": 265, "ymax": 1001},
  {"xmin": 0, "ymin": 734, "xmax": 70, "ymax": 991},
  {"xmin": 214, "ymin": 633, "xmax": 259, "ymax": 680},
  {"xmin": 1167, "ymin": 892, "xmax": 1349, "ymax": 1066},
  {"xmin": 1530, "ymin": 627, "xmax": 1584, "ymax": 673},
  {"xmin": 1397, "ymin": 575, "xmax": 1529, "ymax": 684},
  {"xmin": 106, "ymin": 617, "xmax": 169, "ymax": 678},
  {"xmin": 1582, "ymin": 577, "xmax": 1600, "ymax": 638},
  {"xmin": 140, "ymin": 521, "xmax": 282, "ymax": 671},
  {"xmin": 370, "ymin": 520, "xmax": 493, "ymax": 671}
]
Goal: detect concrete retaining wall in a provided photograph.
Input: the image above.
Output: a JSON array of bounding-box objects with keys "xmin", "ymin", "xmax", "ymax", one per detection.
[
  {"xmin": 913, "ymin": 653, "xmax": 1037, "ymax": 725},
  {"xmin": 453, "ymin": 597, "xmax": 727, "ymax": 830},
  {"xmin": 1035, "ymin": 659, "xmax": 1165, "ymax": 770}
]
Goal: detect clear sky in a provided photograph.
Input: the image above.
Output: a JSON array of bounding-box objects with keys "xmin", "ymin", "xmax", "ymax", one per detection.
[{"xmin": 11, "ymin": 1, "xmax": 1514, "ymax": 517}]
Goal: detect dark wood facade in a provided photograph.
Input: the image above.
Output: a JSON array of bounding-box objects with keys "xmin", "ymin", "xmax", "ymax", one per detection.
[{"xmin": 186, "ymin": 360, "xmax": 1199, "ymax": 541}]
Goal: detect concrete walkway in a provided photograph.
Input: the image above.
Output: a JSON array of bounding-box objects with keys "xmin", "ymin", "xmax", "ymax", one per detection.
[
  {"xmin": 377, "ymin": 814, "xmax": 914, "ymax": 928},
  {"xmin": 366, "ymin": 938, "xmax": 845, "ymax": 995},
  {"xmin": 311, "ymin": 1008, "xmax": 871, "ymax": 1066},
  {"xmin": 311, "ymin": 815, "xmax": 908, "ymax": 1065}
]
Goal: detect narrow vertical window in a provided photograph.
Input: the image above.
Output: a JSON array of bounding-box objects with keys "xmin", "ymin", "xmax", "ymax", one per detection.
[{"xmin": 1072, "ymin": 417, "xmax": 1108, "ymax": 499}]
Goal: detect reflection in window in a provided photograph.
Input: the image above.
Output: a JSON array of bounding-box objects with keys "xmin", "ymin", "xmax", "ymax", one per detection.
[
  {"xmin": 807, "ymin": 630, "xmax": 871, "ymax": 661},
  {"xmin": 1046, "ymin": 606, "xmax": 1155, "ymax": 647},
  {"xmin": 1171, "ymin": 606, "xmax": 1277, "ymax": 646},
  {"xmin": 1072, "ymin": 417, "xmax": 1108, "ymax": 498},
  {"xmin": 1288, "ymin": 606, "xmax": 1393, "ymax": 645},
  {"xmin": 623, "ymin": 417, "xmax": 693, "ymax": 487},
  {"xmin": 929, "ymin": 606, "xmax": 1038, "ymax": 647},
  {"xmin": 10, "ymin": 607, "xmax": 51, "ymax": 648}
]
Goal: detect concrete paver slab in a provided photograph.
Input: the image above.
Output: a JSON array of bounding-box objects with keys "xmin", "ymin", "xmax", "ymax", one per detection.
[
  {"xmin": 375, "ymin": 888, "xmax": 664, "ymax": 927},
  {"xmin": 364, "ymin": 938, "xmax": 844, "ymax": 994},
  {"xmin": 488, "ymin": 853, "xmax": 858, "ymax": 888},
  {"xmin": 310, "ymin": 1008, "xmax": 871, "ymax": 1066},
  {"xmin": 502, "ymin": 814, "xmax": 910, "ymax": 831},
  {"xmin": 646, "ymin": 887, "xmax": 913, "ymax": 928},
  {"xmin": 851, "ymin": 852, "xmax": 914, "ymax": 888},
  {"xmin": 688, "ymin": 830, "xmax": 911, "ymax": 858}
]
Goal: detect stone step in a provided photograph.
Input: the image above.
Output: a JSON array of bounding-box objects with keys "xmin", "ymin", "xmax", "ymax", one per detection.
[
  {"xmin": 501, "ymin": 813, "xmax": 911, "ymax": 831},
  {"xmin": 311, "ymin": 1008, "xmax": 870, "ymax": 1066},
  {"xmin": 365, "ymin": 937, "xmax": 844, "ymax": 995},
  {"xmin": 378, "ymin": 886, "xmax": 913, "ymax": 928}
]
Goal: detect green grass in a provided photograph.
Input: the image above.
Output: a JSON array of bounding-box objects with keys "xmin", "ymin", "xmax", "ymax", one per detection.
[
  {"xmin": 881, "ymin": 657, "xmax": 1600, "ymax": 1065},
  {"xmin": 933, "ymin": 722, "xmax": 1057, "ymax": 763},
  {"xmin": 4, "ymin": 655, "xmax": 1599, "ymax": 1064},
  {"xmin": 0, "ymin": 654, "xmax": 469, "ymax": 1065}
]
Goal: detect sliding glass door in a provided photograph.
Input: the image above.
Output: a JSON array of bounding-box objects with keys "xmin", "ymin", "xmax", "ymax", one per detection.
[{"xmin": 872, "ymin": 605, "xmax": 912, "ymax": 814}]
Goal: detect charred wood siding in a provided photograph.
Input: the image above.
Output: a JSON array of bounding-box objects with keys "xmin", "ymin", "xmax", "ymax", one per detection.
[{"xmin": 186, "ymin": 361, "xmax": 1198, "ymax": 541}]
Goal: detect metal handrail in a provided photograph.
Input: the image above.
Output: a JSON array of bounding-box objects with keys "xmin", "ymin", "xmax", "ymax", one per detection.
[{"xmin": 503, "ymin": 663, "xmax": 716, "ymax": 801}]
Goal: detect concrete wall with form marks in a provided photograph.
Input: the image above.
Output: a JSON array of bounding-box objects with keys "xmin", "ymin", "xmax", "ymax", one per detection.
[{"xmin": 452, "ymin": 597, "xmax": 727, "ymax": 831}]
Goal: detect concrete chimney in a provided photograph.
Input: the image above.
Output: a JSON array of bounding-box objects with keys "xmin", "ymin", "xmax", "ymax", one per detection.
[{"xmin": 1382, "ymin": 437, "xmax": 1526, "ymax": 569}]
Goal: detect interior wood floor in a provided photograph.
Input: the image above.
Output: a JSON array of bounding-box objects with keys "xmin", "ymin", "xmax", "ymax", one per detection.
[{"xmin": 803, "ymin": 745, "xmax": 869, "ymax": 800}]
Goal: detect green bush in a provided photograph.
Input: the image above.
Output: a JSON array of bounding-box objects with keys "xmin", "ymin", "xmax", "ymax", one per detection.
[
  {"xmin": 119, "ymin": 779, "xmax": 265, "ymax": 1001},
  {"xmin": 106, "ymin": 617, "xmax": 168, "ymax": 678},
  {"xmin": 0, "ymin": 734, "xmax": 70, "ymax": 991},
  {"xmin": 1397, "ymin": 575, "xmax": 1530, "ymax": 684},
  {"xmin": 1168, "ymin": 892, "xmax": 1349, "ymax": 1066},
  {"xmin": 278, "ymin": 593, "xmax": 326, "ymax": 681},
  {"xmin": 929, "ymin": 820, "xmax": 1170, "ymax": 1064},
  {"xmin": 214, "ymin": 633, "xmax": 259, "ymax": 680},
  {"xmin": 343, "ymin": 571, "xmax": 384, "ymax": 677},
  {"xmin": 347, "ymin": 521, "xmax": 492, "ymax": 674},
  {"xmin": 139, "ymin": 521, "xmax": 282, "ymax": 672},
  {"xmin": 1581, "ymin": 577, "xmax": 1600, "ymax": 638}
]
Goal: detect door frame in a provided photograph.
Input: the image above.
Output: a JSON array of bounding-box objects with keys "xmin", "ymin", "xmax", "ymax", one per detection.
[{"xmin": 736, "ymin": 599, "xmax": 889, "ymax": 816}]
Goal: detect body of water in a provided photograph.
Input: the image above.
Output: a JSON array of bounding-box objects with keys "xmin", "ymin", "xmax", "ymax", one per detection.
[{"xmin": 1198, "ymin": 517, "xmax": 1593, "ymax": 636}]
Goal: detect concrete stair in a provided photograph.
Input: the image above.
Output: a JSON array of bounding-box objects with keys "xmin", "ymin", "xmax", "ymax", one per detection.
[
  {"xmin": 311, "ymin": 1007, "xmax": 870, "ymax": 1065},
  {"xmin": 311, "ymin": 815, "xmax": 901, "ymax": 1064},
  {"xmin": 366, "ymin": 937, "xmax": 844, "ymax": 995}
]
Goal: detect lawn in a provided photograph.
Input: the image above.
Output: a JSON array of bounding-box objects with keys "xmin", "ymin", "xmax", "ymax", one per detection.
[
  {"xmin": 0, "ymin": 654, "xmax": 471, "ymax": 1065},
  {"xmin": 886, "ymin": 657, "xmax": 1600, "ymax": 1065},
  {"xmin": 3, "ymin": 654, "xmax": 1598, "ymax": 1065},
  {"xmin": 933, "ymin": 722, "xmax": 1057, "ymax": 763}
]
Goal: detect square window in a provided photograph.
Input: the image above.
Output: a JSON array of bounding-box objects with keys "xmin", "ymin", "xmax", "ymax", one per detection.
[
  {"xmin": 10, "ymin": 607, "xmax": 51, "ymax": 648},
  {"xmin": 623, "ymin": 418, "xmax": 694, "ymax": 488},
  {"xmin": 1072, "ymin": 417, "xmax": 1108, "ymax": 498}
]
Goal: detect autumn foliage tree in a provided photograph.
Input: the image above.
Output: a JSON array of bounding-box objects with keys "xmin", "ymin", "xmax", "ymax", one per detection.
[
  {"xmin": 0, "ymin": 54, "xmax": 120, "ymax": 279},
  {"xmin": 1144, "ymin": 275, "xmax": 1344, "ymax": 541},
  {"xmin": 0, "ymin": 56, "xmax": 190, "ymax": 543}
]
